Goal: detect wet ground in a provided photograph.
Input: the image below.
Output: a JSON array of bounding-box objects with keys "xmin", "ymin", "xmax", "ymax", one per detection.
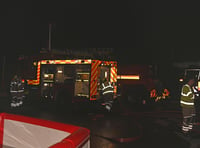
[{"xmin": 0, "ymin": 95, "xmax": 200, "ymax": 148}]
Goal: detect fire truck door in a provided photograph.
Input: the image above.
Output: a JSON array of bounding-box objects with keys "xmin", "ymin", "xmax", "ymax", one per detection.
[
  {"xmin": 54, "ymin": 65, "xmax": 75, "ymax": 104},
  {"xmin": 97, "ymin": 65, "xmax": 110, "ymax": 96},
  {"xmin": 74, "ymin": 65, "xmax": 90, "ymax": 98},
  {"xmin": 41, "ymin": 66, "xmax": 55, "ymax": 99}
]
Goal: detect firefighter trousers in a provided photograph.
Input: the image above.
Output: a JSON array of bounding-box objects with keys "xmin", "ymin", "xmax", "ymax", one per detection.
[
  {"xmin": 182, "ymin": 107, "xmax": 196, "ymax": 133},
  {"xmin": 102, "ymin": 94, "xmax": 114, "ymax": 112},
  {"xmin": 10, "ymin": 94, "xmax": 24, "ymax": 107}
]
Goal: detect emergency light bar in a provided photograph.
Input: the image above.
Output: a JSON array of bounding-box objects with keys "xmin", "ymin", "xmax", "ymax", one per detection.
[
  {"xmin": 117, "ymin": 75, "xmax": 140, "ymax": 80},
  {"xmin": 41, "ymin": 59, "xmax": 92, "ymax": 64}
]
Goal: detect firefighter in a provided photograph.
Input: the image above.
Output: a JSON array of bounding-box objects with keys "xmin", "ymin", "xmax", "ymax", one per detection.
[
  {"xmin": 192, "ymin": 83, "xmax": 200, "ymax": 124},
  {"xmin": 192, "ymin": 85, "xmax": 199, "ymax": 98},
  {"xmin": 99, "ymin": 78, "xmax": 114, "ymax": 112},
  {"xmin": 10, "ymin": 74, "xmax": 25, "ymax": 107},
  {"xmin": 180, "ymin": 76, "xmax": 196, "ymax": 135}
]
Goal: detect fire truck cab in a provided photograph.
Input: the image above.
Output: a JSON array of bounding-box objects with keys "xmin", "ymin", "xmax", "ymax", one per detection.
[
  {"xmin": 180, "ymin": 68, "xmax": 200, "ymax": 92},
  {"xmin": 25, "ymin": 59, "xmax": 117, "ymax": 104}
]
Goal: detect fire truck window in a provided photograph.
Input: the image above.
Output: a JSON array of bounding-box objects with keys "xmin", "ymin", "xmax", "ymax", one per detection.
[
  {"xmin": 99, "ymin": 66, "xmax": 110, "ymax": 82},
  {"xmin": 74, "ymin": 65, "xmax": 90, "ymax": 98},
  {"xmin": 185, "ymin": 71, "xmax": 199, "ymax": 79},
  {"xmin": 44, "ymin": 68, "xmax": 55, "ymax": 74},
  {"xmin": 43, "ymin": 74, "xmax": 54, "ymax": 82},
  {"xmin": 76, "ymin": 72, "xmax": 89, "ymax": 81},
  {"xmin": 64, "ymin": 65, "xmax": 75, "ymax": 78}
]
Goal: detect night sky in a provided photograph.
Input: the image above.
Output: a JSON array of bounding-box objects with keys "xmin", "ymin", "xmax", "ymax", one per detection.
[{"xmin": 2, "ymin": 1, "xmax": 200, "ymax": 63}]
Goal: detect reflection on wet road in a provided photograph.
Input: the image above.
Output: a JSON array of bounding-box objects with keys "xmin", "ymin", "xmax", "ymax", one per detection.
[{"xmin": 0, "ymin": 97, "xmax": 199, "ymax": 148}]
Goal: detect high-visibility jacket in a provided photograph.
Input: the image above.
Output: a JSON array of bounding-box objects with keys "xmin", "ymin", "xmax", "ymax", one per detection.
[
  {"xmin": 101, "ymin": 81, "xmax": 114, "ymax": 96},
  {"xmin": 180, "ymin": 84, "xmax": 195, "ymax": 108}
]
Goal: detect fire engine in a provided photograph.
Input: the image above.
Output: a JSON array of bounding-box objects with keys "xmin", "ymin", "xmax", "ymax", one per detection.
[
  {"xmin": 117, "ymin": 64, "xmax": 170, "ymax": 104},
  {"xmin": 18, "ymin": 49, "xmax": 117, "ymax": 105},
  {"xmin": 178, "ymin": 68, "xmax": 200, "ymax": 95},
  {"xmin": 173, "ymin": 62, "xmax": 200, "ymax": 97},
  {"xmin": 18, "ymin": 48, "xmax": 170, "ymax": 106}
]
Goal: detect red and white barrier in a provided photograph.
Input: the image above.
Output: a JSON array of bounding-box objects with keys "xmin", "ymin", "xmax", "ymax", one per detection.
[{"xmin": 0, "ymin": 113, "xmax": 90, "ymax": 148}]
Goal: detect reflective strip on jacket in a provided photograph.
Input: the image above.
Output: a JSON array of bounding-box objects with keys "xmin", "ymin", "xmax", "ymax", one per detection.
[
  {"xmin": 180, "ymin": 84, "xmax": 194, "ymax": 108},
  {"xmin": 102, "ymin": 82, "xmax": 114, "ymax": 95},
  {"xmin": 10, "ymin": 80, "xmax": 25, "ymax": 95}
]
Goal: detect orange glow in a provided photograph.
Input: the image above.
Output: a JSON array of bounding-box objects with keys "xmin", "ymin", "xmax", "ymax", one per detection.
[
  {"xmin": 150, "ymin": 89, "xmax": 157, "ymax": 98},
  {"xmin": 117, "ymin": 75, "xmax": 140, "ymax": 80}
]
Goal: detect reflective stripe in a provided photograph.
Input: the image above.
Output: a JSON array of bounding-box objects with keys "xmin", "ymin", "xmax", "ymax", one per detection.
[
  {"xmin": 102, "ymin": 83, "xmax": 113, "ymax": 90},
  {"xmin": 184, "ymin": 116, "xmax": 192, "ymax": 118},
  {"xmin": 10, "ymin": 90, "xmax": 24, "ymax": 93},
  {"xmin": 188, "ymin": 124, "xmax": 193, "ymax": 130},
  {"xmin": 180, "ymin": 100, "xmax": 194, "ymax": 105},
  {"xmin": 181, "ymin": 84, "xmax": 195, "ymax": 99},
  {"xmin": 182, "ymin": 126, "xmax": 189, "ymax": 132},
  {"xmin": 181, "ymin": 91, "xmax": 192, "ymax": 97},
  {"xmin": 193, "ymin": 88, "xmax": 198, "ymax": 93},
  {"xmin": 10, "ymin": 91, "xmax": 18, "ymax": 93},
  {"xmin": 103, "ymin": 90, "xmax": 114, "ymax": 95}
]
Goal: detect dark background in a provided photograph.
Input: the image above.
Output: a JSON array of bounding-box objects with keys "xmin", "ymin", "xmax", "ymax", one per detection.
[
  {"xmin": 1, "ymin": 0, "xmax": 200, "ymax": 110},
  {"xmin": 1, "ymin": 1, "xmax": 200, "ymax": 63}
]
